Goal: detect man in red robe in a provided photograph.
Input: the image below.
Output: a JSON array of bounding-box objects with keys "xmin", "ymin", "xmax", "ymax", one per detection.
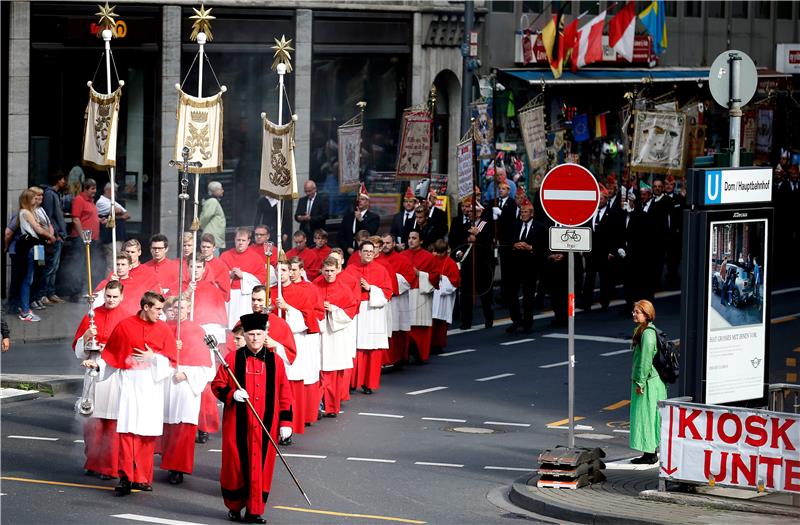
[
  {"xmin": 200, "ymin": 233, "xmax": 232, "ymax": 296},
  {"xmin": 102, "ymin": 291, "xmax": 178, "ymax": 496},
  {"xmin": 286, "ymin": 231, "xmax": 322, "ymax": 280},
  {"xmin": 431, "ymin": 239, "xmax": 461, "ymax": 353},
  {"xmin": 312, "ymin": 229, "xmax": 332, "ymax": 263},
  {"xmin": 95, "ymin": 252, "xmax": 160, "ymax": 313},
  {"xmin": 211, "ymin": 313, "xmax": 293, "ymax": 524},
  {"xmin": 123, "ymin": 239, "xmax": 157, "ymax": 283},
  {"xmin": 142, "ymin": 234, "xmax": 180, "ymax": 294},
  {"xmin": 343, "ymin": 240, "xmax": 393, "ymax": 394},
  {"xmin": 72, "ymin": 281, "xmax": 130, "ymax": 479},
  {"xmin": 380, "ymin": 233, "xmax": 416, "ymax": 365},
  {"xmin": 402, "ymin": 231, "xmax": 440, "ymax": 363},
  {"xmin": 221, "ymin": 228, "xmax": 268, "ymax": 327}
]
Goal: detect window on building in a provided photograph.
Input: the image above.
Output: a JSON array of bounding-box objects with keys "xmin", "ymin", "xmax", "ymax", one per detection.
[
  {"xmin": 706, "ymin": 1, "xmax": 725, "ymax": 18},
  {"xmin": 730, "ymin": 1, "xmax": 748, "ymax": 18},
  {"xmin": 684, "ymin": 1, "xmax": 702, "ymax": 17},
  {"xmin": 522, "ymin": 1, "xmax": 542, "ymax": 13},
  {"xmin": 777, "ymin": 1, "xmax": 793, "ymax": 19},
  {"xmin": 579, "ymin": 1, "xmax": 599, "ymax": 15},
  {"xmin": 663, "ymin": 1, "xmax": 678, "ymax": 17},
  {"xmin": 754, "ymin": 1, "xmax": 771, "ymax": 19},
  {"xmin": 492, "ymin": 1, "xmax": 514, "ymax": 13}
]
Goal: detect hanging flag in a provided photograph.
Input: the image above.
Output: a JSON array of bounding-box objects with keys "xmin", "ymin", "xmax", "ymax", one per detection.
[
  {"xmin": 639, "ymin": 0, "xmax": 667, "ymax": 55},
  {"xmin": 575, "ymin": 11, "xmax": 607, "ymax": 68},
  {"xmin": 174, "ymin": 87, "xmax": 225, "ymax": 173},
  {"xmin": 572, "ymin": 114, "xmax": 590, "ymax": 142},
  {"xmin": 562, "ymin": 18, "xmax": 579, "ymax": 73},
  {"xmin": 259, "ymin": 116, "xmax": 298, "ymax": 200},
  {"xmin": 595, "ymin": 113, "xmax": 608, "ymax": 138},
  {"xmin": 609, "ymin": 1, "xmax": 637, "ymax": 62},
  {"xmin": 82, "ymin": 85, "xmax": 122, "ymax": 170},
  {"xmin": 541, "ymin": 8, "xmax": 567, "ymax": 78},
  {"xmin": 337, "ymin": 122, "xmax": 362, "ymax": 193}
]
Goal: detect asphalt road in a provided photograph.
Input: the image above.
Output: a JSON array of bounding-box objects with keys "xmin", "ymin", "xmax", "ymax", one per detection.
[{"xmin": 2, "ymin": 285, "xmax": 800, "ymax": 525}]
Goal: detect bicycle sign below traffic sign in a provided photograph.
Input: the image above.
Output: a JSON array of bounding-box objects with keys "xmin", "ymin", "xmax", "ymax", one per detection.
[{"xmin": 549, "ymin": 226, "xmax": 592, "ymax": 252}]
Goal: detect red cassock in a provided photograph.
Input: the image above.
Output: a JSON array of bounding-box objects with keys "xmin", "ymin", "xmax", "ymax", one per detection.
[
  {"xmin": 381, "ymin": 250, "xmax": 417, "ymax": 363},
  {"xmin": 221, "ymin": 247, "xmax": 268, "ymax": 290},
  {"xmin": 402, "ymin": 248, "xmax": 440, "ymax": 363},
  {"xmin": 206, "ymin": 257, "xmax": 232, "ymax": 296},
  {"xmin": 129, "ymin": 263, "xmax": 157, "ymax": 284},
  {"xmin": 374, "ymin": 256, "xmax": 400, "ymax": 297},
  {"xmin": 232, "ymin": 312, "xmax": 298, "ymax": 367},
  {"xmin": 142, "ymin": 258, "xmax": 180, "ymax": 293},
  {"xmin": 286, "ymin": 247, "xmax": 322, "ymax": 280},
  {"xmin": 314, "ymin": 245, "xmax": 331, "ymax": 263},
  {"xmin": 211, "ymin": 347, "xmax": 293, "ymax": 517},
  {"xmin": 95, "ymin": 272, "xmax": 160, "ymax": 314},
  {"xmin": 248, "ymin": 244, "xmax": 278, "ymax": 268},
  {"xmin": 72, "ymin": 305, "xmax": 131, "ymax": 478},
  {"xmin": 431, "ymin": 254, "xmax": 461, "ymax": 350},
  {"xmin": 191, "ymin": 280, "xmax": 229, "ymax": 326}
]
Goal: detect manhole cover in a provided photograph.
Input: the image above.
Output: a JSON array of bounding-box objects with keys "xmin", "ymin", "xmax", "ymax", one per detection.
[
  {"xmin": 451, "ymin": 426, "xmax": 496, "ymax": 434},
  {"xmin": 575, "ymin": 433, "xmax": 614, "ymax": 440}
]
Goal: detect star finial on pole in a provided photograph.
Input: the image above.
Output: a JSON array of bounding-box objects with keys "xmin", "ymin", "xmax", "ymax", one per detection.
[
  {"xmin": 271, "ymin": 35, "xmax": 294, "ymax": 74},
  {"xmin": 95, "ymin": 2, "xmax": 118, "ymax": 38},
  {"xmin": 190, "ymin": 4, "xmax": 216, "ymax": 42}
]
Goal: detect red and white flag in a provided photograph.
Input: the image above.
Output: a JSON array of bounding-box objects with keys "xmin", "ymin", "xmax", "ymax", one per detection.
[
  {"xmin": 608, "ymin": 1, "xmax": 636, "ymax": 62},
  {"xmin": 575, "ymin": 11, "xmax": 606, "ymax": 69}
]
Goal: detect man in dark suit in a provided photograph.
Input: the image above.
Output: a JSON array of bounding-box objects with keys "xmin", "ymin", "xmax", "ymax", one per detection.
[
  {"xmin": 505, "ymin": 199, "xmax": 546, "ymax": 333},
  {"xmin": 423, "ymin": 189, "xmax": 448, "ymax": 233},
  {"xmin": 580, "ymin": 186, "xmax": 622, "ymax": 311},
  {"xmin": 339, "ymin": 185, "xmax": 380, "ymax": 255},
  {"xmin": 663, "ymin": 175, "xmax": 686, "ymax": 288},
  {"xmin": 294, "ymin": 180, "xmax": 328, "ymax": 238},
  {"xmin": 449, "ymin": 199, "xmax": 494, "ymax": 330},
  {"xmin": 391, "ymin": 187, "xmax": 418, "ymax": 249},
  {"xmin": 489, "ymin": 176, "xmax": 518, "ymax": 308}
]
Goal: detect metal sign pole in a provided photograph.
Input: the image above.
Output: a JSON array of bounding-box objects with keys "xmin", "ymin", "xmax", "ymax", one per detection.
[
  {"xmin": 567, "ymin": 250, "xmax": 575, "ymax": 449},
  {"xmin": 728, "ymin": 52, "xmax": 742, "ymax": 168}
]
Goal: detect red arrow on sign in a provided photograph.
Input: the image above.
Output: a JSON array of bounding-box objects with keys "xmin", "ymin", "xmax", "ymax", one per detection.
[{"xmin": 661, "ymin": 405, "xmax": 678, "ymax": 475}]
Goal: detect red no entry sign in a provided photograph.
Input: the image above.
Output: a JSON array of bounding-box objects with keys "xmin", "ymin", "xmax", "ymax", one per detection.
[{"xmin": 539, "ymin": 163, "xmax": 600, "ymax": 227}]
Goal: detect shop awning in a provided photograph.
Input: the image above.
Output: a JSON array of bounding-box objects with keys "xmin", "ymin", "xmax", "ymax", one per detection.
[{"xmin": 501, "ymin": 67, "xmax": 791, "ymax": 85}]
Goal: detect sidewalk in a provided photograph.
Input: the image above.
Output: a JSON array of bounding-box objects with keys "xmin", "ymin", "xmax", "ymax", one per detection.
[
  {"xmin": 2, "ymin": 299, "xmax": 85, "ymax": 343},
  {"xmin": 508, "ymin": 459, "xmax": 800, "ymax": 525}
]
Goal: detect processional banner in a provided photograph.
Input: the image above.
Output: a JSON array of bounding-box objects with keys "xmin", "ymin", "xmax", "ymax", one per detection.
[
  {"xmin": 456, "ymin": 139, "xmax": 474, "ymax": 202},
  {"xmin": 338, "ymin": 123, "xmax": 362, "ymax": 192},
  {"xmin": 82, "ymin": 85, "xmax": 122, "ymax": 170},
  {"xmin": 260, "ymin": 118, "xmax": 298, "ymax": 200},
  {"xmin": 396, "ymin": 110, "xmax": 432, "ymax": 180},
  {"xmin": 174, "ymin": 88, "xmax": 224, "ymax": 173},
  {"xmin": 518, "ymin": 104, "xmax": 547, "ymax": 175},
  {"xmin": 630, "ymin": 111, "xmax": 688, "ymax": 174}
]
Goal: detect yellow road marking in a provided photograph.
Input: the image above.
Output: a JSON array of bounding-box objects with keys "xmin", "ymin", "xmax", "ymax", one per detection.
[
  {"xmin": 793, "ymin": 347, "xmax": 800, "ymax": 354},
  {"xmin": 788, "ymin": 357, "xmax": 798, "ymax": 367},
  {"xmin": 545, "ymin": 416, "xmax": 585, "ymax": 427},
  {"xmin": 0, "ymin": 476, "xmax": 140, "ymax": 492},
  {"xmin": 788, "ymin": 373, "xmax": 798, "ymax": 383},
  {"xmin": 603, "ymin": 400, "xmax": 631, "ymax": 411},
  {"xmin": 274, "ymin": 506, "xmax": 426, "ymax": 524},
  {"xmin": 771, "ymin": 315, "xmax": 797, "ymax": 325}
]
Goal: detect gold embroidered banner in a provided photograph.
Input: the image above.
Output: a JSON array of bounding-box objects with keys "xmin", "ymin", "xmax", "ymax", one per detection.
[
  {"xmin": 631, "ymin": 111, "xmax": 688, "ymax": 175},
  {"xmin": 396, "ymin": 110, "xmax": 432, "ymax": 180},
  {"xmin": 82, "ymin": 86, "xmax": 122, "ymax": 170},
  {"xmin": 518, "ymin": 104, "xmax": 547, "ymax": 173},
  {"xmin": 174, "ymin": 88, "xmax": 224, "ymax": 174},
  {"xmin": 260, "ymin": 117, "xmax": 298, "ymax": 200},
  {"xmin": 338, "ymin": 123, "xmax": 362, "ymax": 192}
]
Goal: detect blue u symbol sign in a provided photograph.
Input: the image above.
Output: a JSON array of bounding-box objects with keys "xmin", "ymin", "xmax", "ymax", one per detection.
[{"xmin": 704, "ymin": 170, "xmax": 722, "ymax": 204}]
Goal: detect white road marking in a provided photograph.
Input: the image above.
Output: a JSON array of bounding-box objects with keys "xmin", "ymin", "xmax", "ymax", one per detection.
[
  {"xmin": 613, "ymin": 429, "xmax": 631, "ymax": 434},
  {"xmin": 774, "ymin": 286, "xmax": 800, "ymax": 295},
  {"xmin": 484, "ymin": 466, "xmax": 536, "ymax": 472},
  {"xmin": 543, "ymin": 189, "xmax": 597, "ymax": 201},
  {"xmin": 73, "ymin": 439, "xmax": 85, "ymax": 443},
  {"xmin": 500, "ymin": 338, "xmax": 534, "ymax": 346},
  {"xmin": 414, "ymin": 461, "xmax": 464, "ymax": 468},
  {"xmin": 439, "ymin": 349, "xmax": 476, "ymax": 357},
  {"xmin": 346, "ymin": 457, "xmax": 396, "ymax": 464},
  {"xmin": 283, "ymin": 453, "xmax": 327, "ymax": 459},
  {"xmin": 7, "ymin": 435, "xmax": 58, "ymax": 441},
  {"xmin": 539, "ymin": 361, "xmax": 569, "ymax": 368},
  {"xmin": 358, "ymin": 412, "xmax": 404, "ymax": 419},
  {"xmin": 406, "ymin": 386, "xmax": 449, "ymax": 395},
  {"xmin": 421, "ymin": 417, "xmax": 467, "ymax": 423},
  {"xmin": 208, "ymin": 449, "xmax": 222, "ymax": 452},
  {"xmin": 475, "ymin": 373, "xmax": 515, "ymax": 382},
  {"xmin": 484, "ymin": 421, "xmax": 531, "ymax": 428},
  {"xmin": 111, "ymin": 514, "xmax": 206, "ymax": 525},
  {"xmin": 543, "ymin": 333, "xmax": 630, "ymax": 344},
  {"xmin": 600, "ymin": 348, "xmax": 633, "ymax": 356},
  {"xmin": 547, "ymin": 424, "xmax": 594, "ymax": 430}
]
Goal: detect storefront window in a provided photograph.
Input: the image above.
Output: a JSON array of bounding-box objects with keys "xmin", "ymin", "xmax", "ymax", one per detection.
[
  {"xmin": 776, "ymin": 2, "xmax": 793, "ymax": 19},
  {"xmin": 730, "ymin": 2, "xmax": 748, "ymax": 19},
  {"xmin": 579, "ymin": 1, "xmax": 599, "ymax": 15},
  {"xmin": 684, "ymin": 1, "xmax": 702, "ymax": 17},
  {"xmin": 706, "ymin": 2, "xmax": 725, "ymax": 18},
  {"xmin": 491, "ymin": 1, "xmax": 514, "ymax": 13},
  {"xmin": 754, "ymin": 1, "xmax": 771, "ymax": 19},
  {"xmin": 522, "ymin": 1, "xmax": 542, "ymax": 14}
]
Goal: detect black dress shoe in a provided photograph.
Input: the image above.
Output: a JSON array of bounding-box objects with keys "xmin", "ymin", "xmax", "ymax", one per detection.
[
  {"xmin": 243, "ymin": 514, "xmax": 266, "ymax": 524},
  {"xmin": 227, "ymin": 510, "xmax": 242, "ymax": 522},
  {"xmin": 99, "ymin": 474, "xmax": 112, "ymax": 480},
  {"xmin": 279, "ymin": 436, "xmax": 292, "ymax": 446},
  {"xmin": 114, "ymin": 478, "xmax": 131, "ymax": 497},
  {"xmin": 324, "ymin": 412, "xmax": 337, "ymax": 418},
  {"xmin": 505, "ymin": 324, "xmax": 519, "ymax": 334},
  {"xmin": 521, "ymin": 325, "xmax": 534, "ymax": 334},
  {"xmin": 168, "ymin": 471, "xmax": 184, "ymax": 485},
  {"xmin": 459, "ymin": 324, "xmax": 472, "ymax": 330},
  {"xmin": 132, "ymin": 482, "xmax": 153, "ymax": 491},
  {"xmin": 361, "ymin": 386, "xmax": 373, "ymax": 395},
  {"xmin": 196, "ymin": 431, "xmax": 209, "ymax": 444},
  {"xmin": 630, "ymin": 453, "xmax": 659, "ymax": 464}
]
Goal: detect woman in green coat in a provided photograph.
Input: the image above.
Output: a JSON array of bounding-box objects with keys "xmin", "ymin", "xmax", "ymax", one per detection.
[{"xmin": 629, "ymin": 299, "xmax": 667, "ymax": 464}]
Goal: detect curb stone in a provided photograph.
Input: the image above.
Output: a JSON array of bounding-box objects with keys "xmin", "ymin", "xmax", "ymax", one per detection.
[
  {"xmin": 1, "ymin": 374, "xmax": 83, "ymax": 396},
  {"xmin": 639, "ymin": 489, "xmax": 800, "ymax": 518}
]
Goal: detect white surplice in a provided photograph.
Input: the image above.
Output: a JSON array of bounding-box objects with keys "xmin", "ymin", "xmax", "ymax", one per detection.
[
  {"xmin": 409, "ymin": 271, "xmax": 434, "ymax": 327},
  {"xmin": 432, "ymin": 275, "xmax": 457, "ymax": 324},
  {"xmin": 321, "ymin": 306, "xmax": 356, "ymax": 371}
]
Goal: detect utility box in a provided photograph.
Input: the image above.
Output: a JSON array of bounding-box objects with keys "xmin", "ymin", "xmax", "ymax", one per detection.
[{"xmin": 536, "ymin": 446, "xmax": 606, "ymax": 489}]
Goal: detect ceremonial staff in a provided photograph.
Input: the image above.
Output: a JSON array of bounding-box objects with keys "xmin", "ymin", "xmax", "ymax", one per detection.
[
  {"xmin": 77, "ymin": 229, "xmax": 99, "ymax": 416},
  {"xmin": 204, "ymin": 334, "xmax": 311, "ymax": 506}
]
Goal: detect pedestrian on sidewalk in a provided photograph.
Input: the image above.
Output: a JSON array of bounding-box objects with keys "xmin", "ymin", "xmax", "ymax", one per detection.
[
  {"xmin": 2, "ymin": 318, "xmax": 10, "ymax": 352},
  {"xmin": 40, "ymin": 170, "xmax": 68, "ymax": 305},
  {"xmin": 629, "ymin": 299, "xmax": 667, "ymax": 464},
  {"xmin": 15, "ymin": 188, "xmax": 56, "ymax": 321}
]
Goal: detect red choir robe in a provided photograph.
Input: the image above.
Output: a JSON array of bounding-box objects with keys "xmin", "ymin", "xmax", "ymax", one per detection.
[
  {"xmin": 291, "ymin": 280, "xmax": 325, "ymax": 425},
  {"xmin": 314, "ymin": 245, "xmax": 331, "ymax": 264},
  {"xmin": 343, "ymin": 260, "xmax": 393, "ymax": 390},
  {"xmin": 249, "ymin": 243, "xmax": 278, "ymax": 268},
  {"xmin": 381, "ymin": 250, "xmax": 417, "ymax": 364},
  {"xmin": 402, "ymin": 248, "xmax": 441, "ymax": 363},
  {"xmin": 232, "ymin": 313, "xmax": 298, "ymax": 367},
  {"xmin": 286, "ymin": 246, "xmax": 322, "ymax": 280},
  {"xmin": 129, "ymin": 263, "xmax": 157, "ymax": 283},
  {"xmin": 431, "ymin": 254, "xmax": 461, "ymax": 350},
  {"xmin": 211, "ymin": 345, "xmax": 293, "ymax": 517},
  {"xmin": 205, "ymin": 256, "xmax": 232, "ymax": 297},
  {"xmin": 161, "ymin": 319, "xmax": 214, "ymax": 475},
  {"xmin": 220, "ymin": 247, "xmax": 267, "ymax": 291},
  {"xmin": 72, "ymin": 304, "xmax": 131, "ymax": 478},
  {"xmin": 95, "ymin": 271, "xmax": 161, "ymax": 314},
  {"xmin": 103, "ymin": 315, "xmax": 178, "ymax": 484},
  {"xmin": 142, "ymin": 258, "xmax": 180, "ymax": 294}
]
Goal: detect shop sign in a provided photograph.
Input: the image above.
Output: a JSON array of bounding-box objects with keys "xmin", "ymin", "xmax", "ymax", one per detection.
[
  {"xmin": 702, "ymin": 168, "xmax": 772, "ymax": 206},
  {"xmin": 659, "ymin": 400, "xmax": 800, "ymax": 493},
  {"xmin": 776, "ymin": 44, "xmax": 800, "ymax": 74},
  {"xmin": 91, "ymin": 20, "xmax": 127, "ymax": 38}
]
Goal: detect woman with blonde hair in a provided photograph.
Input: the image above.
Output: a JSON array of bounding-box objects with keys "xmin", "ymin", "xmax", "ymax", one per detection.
[
  {"xmin": 14, "ymin": 189, "xmax": 56, "ymax": 321},
  {"xmin": 629, "ymin": 299, "xmax": 667, "ymax": 464}
]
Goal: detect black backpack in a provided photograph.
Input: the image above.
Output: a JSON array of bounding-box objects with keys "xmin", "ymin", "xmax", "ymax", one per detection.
[{"xmin": 648, "ymin": 327, "xmax": 679, "ymax": 384}]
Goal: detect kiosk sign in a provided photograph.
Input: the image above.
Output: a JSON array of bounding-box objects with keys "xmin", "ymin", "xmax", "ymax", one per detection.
[{"xmin": 703, "ymin": 168, "xmax": 772, "ymax": 205}]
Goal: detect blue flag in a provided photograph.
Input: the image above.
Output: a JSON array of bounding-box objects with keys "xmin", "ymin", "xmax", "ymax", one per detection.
[
  {"xmin": 572, "ymin": 114, "xmax": 590, "ymax": 142},
  {"xmin": 639, "ymin": 0, "xmax": 667, "ymax": 55}
]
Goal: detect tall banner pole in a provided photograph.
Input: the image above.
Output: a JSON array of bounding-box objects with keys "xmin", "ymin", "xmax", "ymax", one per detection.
[
  {"xmin": 276, "ymin": 61, "xmax": 286, "ymax": 303},
  {"xmin": 189, "ymin": 30, "xmax": 207, "ymax": 321},
  {"xmin": 101, "ymin": 28, "xmax": 118, "ymax": 266}
]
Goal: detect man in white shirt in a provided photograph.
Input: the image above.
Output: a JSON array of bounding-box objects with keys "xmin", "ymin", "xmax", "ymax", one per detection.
[{"xmin": 96, "ymin": 182, "xmax": 130, "ymax": 270}]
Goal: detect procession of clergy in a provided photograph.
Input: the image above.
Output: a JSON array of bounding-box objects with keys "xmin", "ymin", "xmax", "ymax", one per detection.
[{"xmin": 71, "ymin": 184, "xmax": 460, "ymax": 523}]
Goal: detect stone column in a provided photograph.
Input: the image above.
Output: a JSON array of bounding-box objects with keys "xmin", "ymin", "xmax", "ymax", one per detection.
[
  {"xmin": 7, "ymin": 2, "xmax": 30, "ymax": 204},
  {"xmin": 293, "ymin": 9, "xmax": 313, "ymax": 222},
  {"xmin": 159, "ymin": 6, "xmax": 181, "ymax": 254},
  {"xmin": 411, "ymin": 12, "xmax": 424, "ymax": 105}
]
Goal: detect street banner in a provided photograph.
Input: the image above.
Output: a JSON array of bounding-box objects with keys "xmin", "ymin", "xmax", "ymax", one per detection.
[
  {"xmin": 396, "ymin": 110, "xmax": 432, "ymax": 180},
  {"xmin": 174, "ymin": 87, "xmax": 224, "ymax": 173},
  {"xmin": 756, "ymin": 108, "xmax": 773, "ymax": 153},
  {"xmin": 338, "ymin": 123, "xmax": 362, "ymax": 192},
  {"xmin": 456, "ymin": 139, "xmax": 474, "ymax": 201},
  {"xmin": 741, "ymin": 110, "xmax": 757, "ymax": 153},
  {"xmin": 82, "ymin": 85, "xmax": 122, "ymax": 170},
  {"xmin": 471, "ymin": 101, "xmax": 494, "ymax": 159},
  {"xmin": 659, "ymin": 400, "xmax": 800, "ymax": 493},
  {"xmin": 630, "ymin": 111, "xmax": 688, "ymax": 174},
  {"xmin": 518, "ymin": 104, "xmax": 547, "ymax": 173},
  {"xmin": 259, "ymin": 117, "xmax": 298, "ymax": 200}
]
